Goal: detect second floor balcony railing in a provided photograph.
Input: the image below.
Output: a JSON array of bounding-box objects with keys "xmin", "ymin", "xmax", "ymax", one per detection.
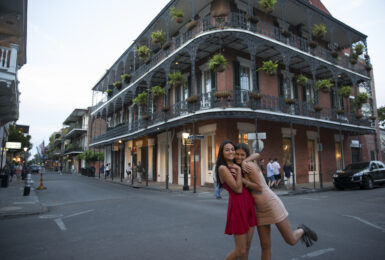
[{"xmin": 91, "ymin": 89, "xmax": 373, "ymax": 145}]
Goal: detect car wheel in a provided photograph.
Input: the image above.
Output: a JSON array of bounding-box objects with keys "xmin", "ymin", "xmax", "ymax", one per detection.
[
  {"xmin": 334, "ymin": 184, "xmax": 344, "ymax": 190},
  {"xmin": 365, "ymin": 177, "xmax": 374, "ymax": 189}
]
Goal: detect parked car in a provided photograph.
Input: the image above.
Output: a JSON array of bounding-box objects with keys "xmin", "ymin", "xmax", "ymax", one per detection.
[
  {"xmin": 333, "ymin": 161, "xmax": 385, "ymax": 190},
  {"xmin": 30, "ymin": 165, "xmax": 40, "ymax": 174}
]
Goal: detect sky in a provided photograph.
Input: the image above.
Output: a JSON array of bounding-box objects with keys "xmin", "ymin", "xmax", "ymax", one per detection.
[{"xmin": 17, "ymin": 0, "xmax": 385, "ymax": 156}]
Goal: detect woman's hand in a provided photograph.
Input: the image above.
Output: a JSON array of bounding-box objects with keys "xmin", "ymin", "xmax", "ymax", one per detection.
[
  {"xmin": 242, "ymin": 161, "xmax": 255, "ymax": 174},
  {"xmin": 229, "ymin": 164, "xmax": 241, "ymax": 176}
]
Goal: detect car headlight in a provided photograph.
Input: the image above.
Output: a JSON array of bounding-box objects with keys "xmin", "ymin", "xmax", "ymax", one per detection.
[
  {"xmin": 353, "ymin": 172, "xmax": 363, "ymax": 177},
  {"xmin": 333, "ymin": 174, "xmax": 339, "ymax": 178}
]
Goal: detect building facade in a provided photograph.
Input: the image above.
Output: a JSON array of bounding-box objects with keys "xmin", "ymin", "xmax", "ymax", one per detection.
[
  {"xmin": 63, "ymin": 109, "xmax": 89, "ymax": 173},
  {"xmin": 89, "ymin": 0, "xmax": 380, "ymax": 189},
  {"xmin": 0, "ymin": 0, "xmax": 28, "ymax": 171}
]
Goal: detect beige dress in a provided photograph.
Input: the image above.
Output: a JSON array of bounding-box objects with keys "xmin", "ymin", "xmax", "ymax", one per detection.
[{"xmin": 247, "ymin": 162, "xmax": 288, "ymax": 225}]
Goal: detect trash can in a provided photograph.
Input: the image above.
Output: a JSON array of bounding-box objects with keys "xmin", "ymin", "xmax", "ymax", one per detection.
[{"xmin": 0, "ymin": 174, "xmax": 9, "ymax": 188}]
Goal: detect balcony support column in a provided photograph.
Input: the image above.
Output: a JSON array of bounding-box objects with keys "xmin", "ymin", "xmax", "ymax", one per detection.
[
  {"xmin": 333, "ymin": 75, "xmax": 340, "ymax": 110},
  {"xmin": 188, "ymin": 42, "xmax": 199, "ymax": 96},
  {"xmin": 190, "ymin": 0, "xmax": 195, "ymax": 21}
]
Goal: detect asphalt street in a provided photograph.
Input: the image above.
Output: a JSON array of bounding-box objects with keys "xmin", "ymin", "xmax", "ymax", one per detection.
[{"xmin": 0, "ymin": 172, "xmax": 384, "ymax": 260}]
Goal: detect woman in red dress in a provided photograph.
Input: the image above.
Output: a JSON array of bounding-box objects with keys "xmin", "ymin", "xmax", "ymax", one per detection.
[{"xmin": 216, "ymin": 140, "xmax": 257, "ymax": 260}]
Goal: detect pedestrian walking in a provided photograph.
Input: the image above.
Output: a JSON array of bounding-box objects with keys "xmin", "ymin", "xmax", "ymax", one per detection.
[
  {"xmin": 126, "ymin": 162, "xmax": 132, "ymax": 183},
  {"xmin": 273, "ymin": 158, "xmax": 282, "ymax": 188},
  {"xmin": 105, "ymin": 163, "xmax": 110, "ymax": 179},
  {"xmin": 9, "ymin": 162, "xmax": 15, "ymax": 182},
  {"xmin": 99, "ymin": 164, "xmax": 104, "ymax": 177},
  {"xmin": 283, "ymin": 159, "xmax": 293, "ymax": 189},
  {"xmin": 236, "ymin": 144, "xmax": 318, "ymax": 260},
  {"xmin": 59, "ymin": 164, "xmax": 63, "ymax": 175},
  {"xmin": 266, "ymin": 159, "xmax": 275, "ymax": 188},
  {"xmin": 71, "ymin": 164, "xmax": 76, "ymax": 174},
  {"xmin": 16, "ymin": 163, "xmax": 22, "ymax": 184},
  {"xmin": 137, "ymin": 161, "xmax": 142, "ymax": 183},
  {"xmin": 216, "ymin": 140, "xmax": 257, "ymax": 260},
  {"xmin": 259, "ymin": 158, "xmax": 267, "ymax": 184},
  {"xmin": 212, "ymin": 164, "xmax": 222, "ymax": 199}
]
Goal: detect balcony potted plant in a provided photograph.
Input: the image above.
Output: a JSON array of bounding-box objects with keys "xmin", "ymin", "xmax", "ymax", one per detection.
[
  {"xmin": 161, "ymin": 105, "xmax": 170, "ymax": 112},
  {"xmin": 366, "ymin": 63, "xmax": 373, "ymax": 71},
  {"xmin": 316, "ymin": 79, "xmax": 333, "ymax": 93},
  {"xmin": 259, "ymin": 0, "xmax": 277, "ymax": 14},
  {"xmin": 151, "ymin": 30, "xmax": 166, "ymax": 45},
  {"xmin": 313, "ymin": 104, "xmax": 323, "ymax": 112},
  {"xmin": 170, "ymin": 7, "xmax": 184, "ymax": 23},
  {"xmin": 162, "ymin": 41, "xmax": 172, "ymax": 50},
  {"xmin": 355, "ymin": 112, "xmax": 363, "ymax": 119},
  {"xmin": 248, "ymin": 91, "xmax": 262, "ymax": 100},
  {"xmin": 168, "ymin": 71, "xmax": 186, "ymax": 87},
  {"xmin": 312, "ymin": 23, "xmax": 327, "ymax": 40},
  {"xmin": 259, "ymin": 60, "xmax": 278, "ymax": 76},
  {"xmin": 350, "ymin": 53, "xmax": 358, "ymax": 65},
  {"xmin": 150, "ymin": 85, "xmax": 166, "ymax": 99},
  {"xmin": 142, "ymin": 114, "xmax": 150, "ymax": 120},
  {"xmin": 209, "ymin": 53, "xmax": 227, "ymax": 73},
  {"xmin": 296, "ymin": 74, "xmax": 308, "ymax": 86},
  {"xmin": 186, "ymin": 95, "xmax": 199, "ymax": 104},
  {"xmin": 105, "ymin": 89, "xmax": 113, "ymax": 97},
  {"xmin": 113, "ymin": 81, "xmax": 122, "ymax": 90},
  {"xmin": 338, "ymin": 85, "xmax": 352, "ymax": 98},
  {"xmin": 121, "ymin": 73, "xmax": 131, "ymax": 84},
  {"xmin": 336, "ymin": 108, "xmax": 345, "ymax": 115},
  {"xmin": 186, "ymin": 16, "xmax": 199, "ymax": 31},
  {"xmin": 354, "ymin": 43, "xmax": 365, "ymax": 56},
  {"xmin": 133, "ymin": 92, "xmax": 148, "ymax": 105},
  {"xmin": 136, "ymin": 45, "xmax": 150, "ymax": 61},
  {"xmin": 214, "ymin": 91, "xmax": 232, "ymax": 100},
  {"xmin": 285, "ymin": 97, "xmax": 296, "ymax": 105},
  {"xmin": 246, "ymin": 13, "xmax": 259, "ymax": 24},
  {"xmin": 356, "ymin": 92, "xmax": 369, "ymax": 106},
  {"xmin": 369, "ymin": 115, "xmax": 377, "ymax": 121}
]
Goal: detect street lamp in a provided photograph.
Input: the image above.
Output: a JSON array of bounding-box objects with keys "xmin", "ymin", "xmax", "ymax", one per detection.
[
  {"xmin": 22, "ymin": 147, "xmax": 28, "ymax": 180},
  {"xmin": 182, "ymin": 132, "xmax": 189, "ymax": 191}
]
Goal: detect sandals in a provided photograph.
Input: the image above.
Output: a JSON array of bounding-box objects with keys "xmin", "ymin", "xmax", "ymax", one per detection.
[{"xmin": 298, "ymin": 224, "xmax": 318, "ymax": 247}]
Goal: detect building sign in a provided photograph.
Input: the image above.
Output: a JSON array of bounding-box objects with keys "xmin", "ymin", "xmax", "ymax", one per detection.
[{"xmin": 6, "ymin": 142, "xmax": 22, "ymax": 149}]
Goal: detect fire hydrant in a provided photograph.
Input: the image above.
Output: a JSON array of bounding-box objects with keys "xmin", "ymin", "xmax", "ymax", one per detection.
[{"xmin": 23, "ymin": 173, "xmax": 32, "ymax": 196}]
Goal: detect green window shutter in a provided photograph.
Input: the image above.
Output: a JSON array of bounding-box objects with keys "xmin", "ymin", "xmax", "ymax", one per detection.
[{"xmin": 233, "ymin": 61, "xmax": 240, "ymax": 90}]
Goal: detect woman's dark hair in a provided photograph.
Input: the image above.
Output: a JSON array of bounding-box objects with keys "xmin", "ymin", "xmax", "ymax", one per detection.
[
  {"xmin": 234, "ymin": 143, "xmax": 251, "ymax": 177},
  {"xmin": 215, "ymin": 140, "xmax": 235, "ymax": 189},
  {"xmin": 235, "ymin": 143, "xmax": 250, "ymax": 158}
]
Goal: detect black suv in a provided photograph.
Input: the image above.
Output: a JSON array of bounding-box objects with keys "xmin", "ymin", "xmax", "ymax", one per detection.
[{"xmin": 333, "ymin": 161, "xmax": 385, "ymax": 190}]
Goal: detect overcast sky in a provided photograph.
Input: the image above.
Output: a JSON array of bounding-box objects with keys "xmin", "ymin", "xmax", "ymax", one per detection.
[{"xmin": 17, "ymin": 0, "xmax": 385, "ymax": 155}]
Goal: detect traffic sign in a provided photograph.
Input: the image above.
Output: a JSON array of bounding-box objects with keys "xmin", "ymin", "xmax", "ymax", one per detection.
[{"xmin": 188, "ymin": 135, "xmax": 204, "ymax": 140}]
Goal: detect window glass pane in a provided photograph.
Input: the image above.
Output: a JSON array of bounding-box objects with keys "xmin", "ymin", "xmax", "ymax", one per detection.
[
  {"xmin": 238, "ymin": 133, "xmax": 242, "ymax": 144},
  {"xmin": 335, "ymin": 142, "xmax": 342, "ymax": 170},
  {"xmin": 243, "ymin": 133, "xmax": 248, "ymax": 144},
  {"xmin": 307, "ymin": 140, "xmax": 316, "ymax": 171},
  {"xmin": 204, "ymin": 71, "xmax": 211, "ymax": 93},
  {"xmin": 240, "ymin": 66, "xmax": 250, "ymax": 90},
  {"xmin": 282, "ymin": 138, "xmax": 292, "ymax": 165}
]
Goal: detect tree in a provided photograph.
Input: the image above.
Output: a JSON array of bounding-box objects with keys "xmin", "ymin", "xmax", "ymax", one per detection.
[
  {"xmin": 8, "ymin": 124, "xmax": 32, "ymax": 151},
  {"xmin": 378, "ymin": 106, "xmax": 385, "ymax": 127}
]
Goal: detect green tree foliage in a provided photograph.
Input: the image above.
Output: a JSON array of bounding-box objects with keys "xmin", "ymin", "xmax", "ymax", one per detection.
[
  {"xmin": 8, "ymin": 124, "xmax": 32, "ymax": 151},
  {"xmin": 377, "ymin": 106, "xmax": 385, "ymax": 127}
]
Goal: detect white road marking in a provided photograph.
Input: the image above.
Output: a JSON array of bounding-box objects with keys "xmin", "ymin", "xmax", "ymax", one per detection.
[
  {"xmin": 291, "ymin": 248, "xmax": 335, "ymax": 259},
  {"xmin": 297, "ymin": 197, "xmax": 320, "ymax": 201},
  {"xmin": 343, "ymin": 215, "xmax": 385, "ymax": 233},
  {"xmin": 62, "ymin": 209, "xmax": 95, "ymax": 219},
  {"xmin": 53, "ymin": 209, "xmax": 95, "ymax": 231},
  {"xmin": 39, "ymin": 214, "xmax": 63, "ymax": 219},
  {"xmin": 54, "ymin": 218, "xmax": 67, "ymax": 231}
]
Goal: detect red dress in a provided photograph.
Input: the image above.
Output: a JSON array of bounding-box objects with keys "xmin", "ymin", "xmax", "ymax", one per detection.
[{"xmin": 223, "ymin": 178, "xmax": 257, "ymax": 235}]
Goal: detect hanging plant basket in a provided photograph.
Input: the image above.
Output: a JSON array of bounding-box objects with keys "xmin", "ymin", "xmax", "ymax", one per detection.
[
  {"xmin": 259, "ymin": 60, "xmax": 278, "ymax": 76},
  {"xmin": 150, "ymin": 85, "xmax": 166, "ymax": 99},
  {"xmin": 151, "ymin": 30, "xmax": 166, "ymax": 45},
  {"xmin": 186, "ymin": 20, "xmax": 198, "ymax": 31},
  {"xmin": 113, "ymin": 81, "xmax": 122, "ymax": 90},
  {"xmin": 259, "ymin": 0, "xmax": 277, "ymax": 14},
  {"xmin": 209, "ymin": 53, "xmax": 227, "ymax": 73},
  {"xmin": 105, "ymin": 89, "xmax": 113, "ymax": 97},
  {"xmin": 136, "ymin": 45, "xmax": 150, "ymax": 61},
  {"xmin": 168, "ymin": 71, "xmax": 186, "ymax": 87},
  {"xmin": 121, "ymin": 74, "xmax": 131, "ymax": 84},
  {"xmin": 313, "ymin": 104, "xmax": 323, "ymax": 112},
  {"xmin": 296, "ymin": 74, "xmax": 308, "ymax": 86},
  {"xmin": 186, "ymin": 95, "xmax": 199, "ymax": 104},
  {"xmin": 354, "ymin": 43, "xmax": 364, "ymax": 56},
  {"xmin": 248, "ymin": 92, "xmax": 262, "ymax": 100},
  {"xmin": 312, "ymin": 23, "xmax": 327, "ymax": 40},
  {"xmin": 170, "ymin": 7, "xmax": 184, "ymax": 24},
  {"xmin": 281, "ymin": 30, "xmax": 291, "ymax": 38},
  {"xmin": 338, "ymin": 85, "xmax": 352, "ymax": 98},
  {"xmin": 316, "ymin": 79, "xmax": 333, "ymax": 93},
  {"xmin": 369, "ymin": 115, "xmax": 376, "ymax": 121}
]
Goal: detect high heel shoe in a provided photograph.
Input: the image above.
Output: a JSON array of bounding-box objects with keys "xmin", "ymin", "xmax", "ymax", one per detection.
[{"xmin": 298, "ymin": 224, "xmax": 318, "ymax": 247}]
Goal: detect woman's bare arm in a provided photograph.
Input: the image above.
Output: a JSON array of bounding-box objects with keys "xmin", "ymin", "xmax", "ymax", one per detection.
[
  {"xmin": 218, "ymin": 165, "xmax": 242, "ymax": 193},
  {"xmin": 242, "ymin": 161, "xmax": 263, "ymax": 192},
  {"xmin": 243, "ymin": 153, "xmax": 260, "ymax": 163}
]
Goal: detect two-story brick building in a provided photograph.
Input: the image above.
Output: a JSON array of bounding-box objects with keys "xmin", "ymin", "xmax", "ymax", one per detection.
[{"xmin": 88, "ymin": 0, "xmax": 380, "ymax": 190}]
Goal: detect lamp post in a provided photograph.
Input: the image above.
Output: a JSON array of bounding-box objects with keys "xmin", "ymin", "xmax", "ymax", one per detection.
[
  {"xmin": 182, "ymin": 132, "xmax": 189, "ymax": 191},
  {"xmin": 22, "ymin": 147, "xmax": 27, "ymax": 180}
]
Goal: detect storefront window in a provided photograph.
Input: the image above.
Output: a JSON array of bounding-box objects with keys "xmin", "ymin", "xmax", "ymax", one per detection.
[
  {"xmin": 307, "ymin": 140, "xmax": 316, "ymax": 171},
  {"xmin": 335, "ymin": 142, "xmax": 343, "ymax": 170}
]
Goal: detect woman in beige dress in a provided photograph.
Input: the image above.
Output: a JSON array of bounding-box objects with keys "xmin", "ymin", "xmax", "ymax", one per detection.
[{"xmin": 235, "ymin": 143, "xmax": 317, "ymax": 260}]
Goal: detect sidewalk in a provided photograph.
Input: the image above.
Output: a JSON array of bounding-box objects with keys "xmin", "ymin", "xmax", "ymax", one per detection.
[
  {"xmin": 0, "ymin": 177, "xmax": 47, "ymax": 218},
  {"xmin": 95, "ymin": 175, "xmax": 335, "ymax": 197}
]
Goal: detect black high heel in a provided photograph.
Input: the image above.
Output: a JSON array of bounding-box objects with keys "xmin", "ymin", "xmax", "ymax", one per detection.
[{"xmin": 298, "ymin": 224, "xmax": 318, "ymax": 247}]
